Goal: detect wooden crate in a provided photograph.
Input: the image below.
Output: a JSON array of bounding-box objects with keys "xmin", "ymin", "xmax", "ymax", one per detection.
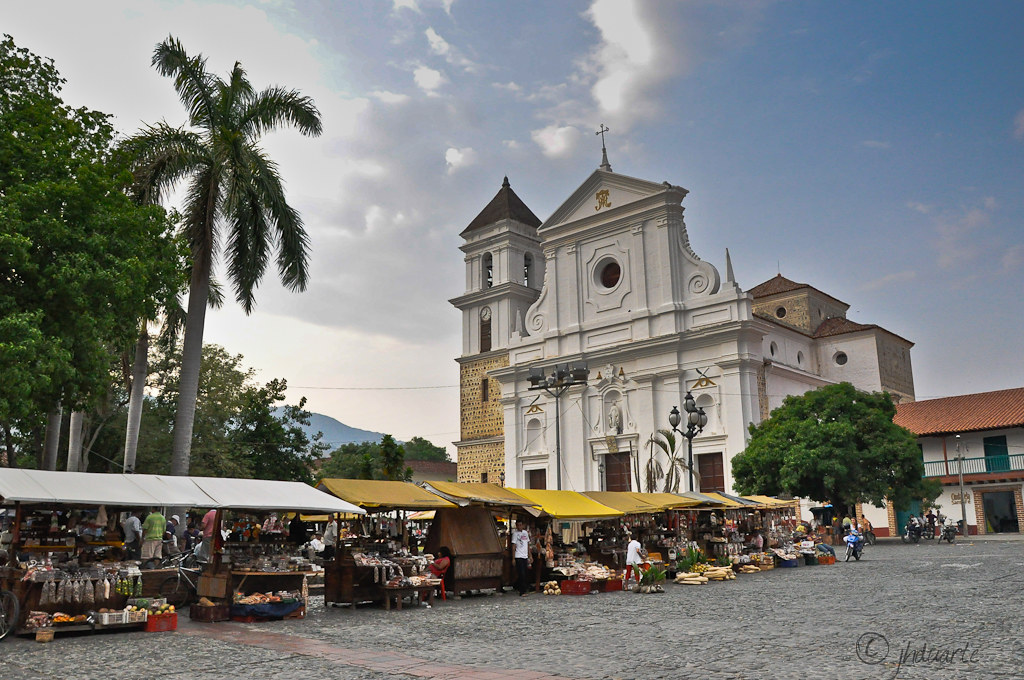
[{"xmin": 198, "ymin": 574, "xmax": 230, "ymax": 599}]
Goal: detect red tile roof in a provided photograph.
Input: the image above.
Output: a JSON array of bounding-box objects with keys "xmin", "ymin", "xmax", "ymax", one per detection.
[
  {"xmin": 461, "ymin": 176, "xmax": 541, "ymax": 236},
  {"xmin": 894, "ymin": 387, "xmax": 1024, "ymax": 436},
  {"xmin": 813, "ymin": 316, "xmax": 875, "ymax": 337}
]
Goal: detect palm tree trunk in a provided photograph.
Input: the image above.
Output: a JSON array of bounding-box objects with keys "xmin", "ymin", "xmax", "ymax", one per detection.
[
  {"xmin": 123, "ymin": 325, "xmax": 149, "ymax": 473},
  {"xmin": 1, "ymin": 423, "xmax": 11, "ymax": 467},
  {"xmin": 170, "ymin": 261, "xmax": 211, "ymax": 476},
  {"xmin": 43, "ymin": 406, "xmax": 63, "ymax": 470},
  {"xmin": 66, "ymin": 411, "xmax": 84, "ymax": 471}
]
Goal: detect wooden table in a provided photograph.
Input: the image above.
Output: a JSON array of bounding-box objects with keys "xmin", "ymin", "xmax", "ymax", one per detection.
[{"xmin": 382, "ymin": 584, "xmax": 434, "ymax": 611}]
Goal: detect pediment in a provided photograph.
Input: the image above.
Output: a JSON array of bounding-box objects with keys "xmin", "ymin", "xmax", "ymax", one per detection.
[{"xmin": 540, "ymin": 169, "xmax": 686, "ymax": 232}]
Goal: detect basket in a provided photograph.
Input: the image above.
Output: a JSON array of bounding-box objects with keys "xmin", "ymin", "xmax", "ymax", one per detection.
[
  {"xmin": 144, "ymin": 612, "xmax": 177, "ymax": 633},
  {"xmin": 189, "ymin": 603, "xmax": 231, "ymax": 622},
  {"xmin": 97, "ymin": 611, "xmax": 127, "ymax": 626},
  {"xmin": 559, "ymin": 580, "xmax": 593, "ymax": 595},
  {"xmin": 35, "ymin": 629, "xmax": 55, "ymax": 643},
  {"xmin": 126, "ymin": 609, "xmax": 149, "ymax": 623}
]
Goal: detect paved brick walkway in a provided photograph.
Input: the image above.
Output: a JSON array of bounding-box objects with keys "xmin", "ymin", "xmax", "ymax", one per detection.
[{"xmin": 178, "ymin": 619, "xmax": 575, "ymax": 679}]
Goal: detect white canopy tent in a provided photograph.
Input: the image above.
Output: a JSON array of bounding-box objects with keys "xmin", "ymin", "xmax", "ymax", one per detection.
[{"xmin": 0, "ymin": 469, "xmax": 364, "ymax": 515}]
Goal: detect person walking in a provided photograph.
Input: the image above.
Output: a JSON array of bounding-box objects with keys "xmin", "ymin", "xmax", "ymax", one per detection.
[
  {"xmin": 511, "ymin": 521, "xmax": 531, "ymax": 596},
  {"xmin": 164, "ymin": 514, "xmax": 182, "ymax": 557},
  {"xmin": 624, "ymin": 533, "xmax": 645, "ymax": 585}
]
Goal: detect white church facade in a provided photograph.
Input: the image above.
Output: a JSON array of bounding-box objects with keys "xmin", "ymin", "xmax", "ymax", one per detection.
[{"xmin": 452, "ymin": 159, "xmax": 914, "ymax": 496}]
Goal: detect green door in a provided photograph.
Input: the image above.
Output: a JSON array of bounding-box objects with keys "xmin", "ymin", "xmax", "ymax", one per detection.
[
  {"xmin": 984, "ymin": 436, "xmax": 1010, "ymax": 472},
  {"xmin": 895, "ymin": 500, "xmax": 922, "ymax": 535}
]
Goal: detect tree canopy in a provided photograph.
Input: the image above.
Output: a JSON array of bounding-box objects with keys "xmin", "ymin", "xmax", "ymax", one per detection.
[
  {"xmin": 0, "ymin": 35, "xmax": 181, "ymax": 430},
  {"xmin": 731, "ymin": 382, "xmax": 938, "ymax": 512},
  {"xmin": 403, "ymin": 436, "xmax": 450, "ymax": 462}
]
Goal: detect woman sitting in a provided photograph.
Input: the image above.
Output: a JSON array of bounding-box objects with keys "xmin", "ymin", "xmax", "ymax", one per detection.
[{"xmin": 428, "ymin": 546, "xmax": 451, "ymax": 578}]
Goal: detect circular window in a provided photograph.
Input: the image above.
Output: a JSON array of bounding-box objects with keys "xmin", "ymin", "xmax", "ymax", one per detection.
[
  {"xmin": 769, "ymin": 342, "xmax": 777, "ymax": 357},
  {"xmin": 775, "ymin": 306, "xmax": 786, "ymax": 319},
  {"xmin": 598, "ymin": 260, "xmax": 621, "ymax": 289},
  {"xmin": 797, "ymin": 351, "xmax": 804, "ymax": 365},
  {"xmin": 834, "ymin": 352, "xmax": 848, "ymax": 366}
]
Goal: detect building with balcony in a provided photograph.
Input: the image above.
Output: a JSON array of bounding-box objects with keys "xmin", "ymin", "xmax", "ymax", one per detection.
[{"xmin": 895, "ymin": 387, "xmax": 1024, "ymax": 535}]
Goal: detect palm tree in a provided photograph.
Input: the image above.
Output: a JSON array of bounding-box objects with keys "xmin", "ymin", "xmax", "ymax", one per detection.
[
  {"xmin": 647, "ymin": 429, "xmax": 698, "ymax": 493},
  {"xmin": 124, "ymin": 36, "xmax": 322, "ymax": 476}
]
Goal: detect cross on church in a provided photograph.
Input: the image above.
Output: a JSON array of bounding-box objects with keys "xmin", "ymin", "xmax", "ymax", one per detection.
[{"xmin": 596, "ymin": 123, "xmax": 612, "ymax": 171}]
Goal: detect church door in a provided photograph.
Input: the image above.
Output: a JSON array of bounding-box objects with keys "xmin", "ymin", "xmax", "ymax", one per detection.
[
  {"xmin": 604, "ymin": 453, "xmax": 632, "ymax": 492},
  {"xmin": 697, "ymin": 452, "xmax": 725, "ymax": 493},
  {"xmin": 527, "ymin": 468, "xmax": 547, "ymax": 489}
]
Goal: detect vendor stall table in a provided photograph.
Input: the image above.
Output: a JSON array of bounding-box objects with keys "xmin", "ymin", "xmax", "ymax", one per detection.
[{"xmin": 383, "ymin": 584, "xmax": 434, "ymax": 610}]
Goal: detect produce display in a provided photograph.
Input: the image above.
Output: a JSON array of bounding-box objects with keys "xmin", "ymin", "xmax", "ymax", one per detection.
[
  {"xmin": 674, "ymin": 566, "xmax": 735, "ymax": 584},
  {"xmin": 233, "ymin": 590, "xmax": 301, "ymax": 605},
  {"xmin": 542, "ymin": 581, "xmax": 562, "ymax": 596}
]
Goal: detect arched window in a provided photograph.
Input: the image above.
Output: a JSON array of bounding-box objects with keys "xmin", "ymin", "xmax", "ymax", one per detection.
[
  {"xmin": 526, "ymin": 418, "xmax": 543, "ymax": 453},
  {"xmin": 481, "ymin": 377, "xmax": 489, "ymax": 402},
  {"xmin": 696, "ymin": 393, "xmax": 716, "ymax": 434},
  {"xmin": 524, "ymin": 253, "xmax": 533, "ymax": 286},
  {"xmin": 483, "ymin": 252, "xmax": 493, "ymax": 288},
  {"xmin": 480, "ymin": 317, "xmax": 491, "ymax": 352}
]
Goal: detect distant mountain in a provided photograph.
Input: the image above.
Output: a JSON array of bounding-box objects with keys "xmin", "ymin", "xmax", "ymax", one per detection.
[{"xmin": 273, "ymin": 408, "xmax": 387, "ymax": 450}]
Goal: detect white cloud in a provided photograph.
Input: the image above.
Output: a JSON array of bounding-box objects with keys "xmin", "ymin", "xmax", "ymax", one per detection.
[
  {"xmin": 1015, "ymin": 109, "xmax": 1024, "ymax": 140},
  {"xmin": 413, "ymin": 65, "xmax": 446, "ymax": 94},
  {"xmin": 906, "ymin": 201, "xmax": 932, "ymax": 214},
  {"xmin": 586, "ymin": 0, "xmax": 655, "ymax": 115},
  {"xmin": 502, "ymin": 139, "xmax": 520, "ymax": 149},
  {"xmin": 444, "ymin": 146, "xmax": 477, "ymax": 173},
  {"xmin": 531, "ymin": 125, "xmax": 582, "ymax": 158},
  {"xmin": 932, "ymin": 199, "xmax": 997, "ymax": 268},
  {"xmin": 392, "ymin": 0, "xmax": 420, "ymax": 13},
  {"xmin": 424, "ymin": 27, "xmax": 476, "ymax": 72},
  {"xmin": 425, "ymin": 27, "xmax": 450, "ymax": 56},
  {"xmin": 492, "ymin": 81, "xmax": 522, "ymax": 92},
  {"xmin": 370, "ymin": 90, "xmax": 410, "ymax": 104},
  {"xmin": 861, "ymin": 140, "xmax": 891, "ymax": 149},
  {"xmin": 1001, "ymin": 244, "xmax": 1024, "ymax": 272}
]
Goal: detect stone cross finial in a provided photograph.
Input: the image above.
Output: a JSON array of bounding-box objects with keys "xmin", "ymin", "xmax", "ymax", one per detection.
[{"xmin": 596, "ymin": 124, "xmax": 612, "ymax": 171}]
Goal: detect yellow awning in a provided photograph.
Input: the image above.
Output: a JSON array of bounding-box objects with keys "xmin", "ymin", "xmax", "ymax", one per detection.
[
  {"xmin": 505, "ymin": 488, "xmax": 623, "ymax": 520},
  {"xmin": 317, "ymin": 479, "xmax": 457, "ymax": 510},
  {"xmin": 422, "ymin": 481, "xmax": 539, "ymax": 508},
  {"xmin": 583, "ymin": 491, "xmax": 663, "ymax": 514},
  {"xmin": 743, "ymin": 495, "xmax": 799, "ymax": 509},
  {"xmin": 633, "ymin": 492, "xmax": 702, "ymax": 510}
]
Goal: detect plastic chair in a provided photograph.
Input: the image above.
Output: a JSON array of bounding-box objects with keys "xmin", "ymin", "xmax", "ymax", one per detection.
[{"xmin": 434, "ymin": 564, "xmax": 448, "ymax": 601}]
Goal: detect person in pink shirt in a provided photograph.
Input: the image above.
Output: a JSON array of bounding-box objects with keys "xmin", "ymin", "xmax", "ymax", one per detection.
[{"xmin": 198, "ymin": 508, "xmax": 217, "ymax": 560}]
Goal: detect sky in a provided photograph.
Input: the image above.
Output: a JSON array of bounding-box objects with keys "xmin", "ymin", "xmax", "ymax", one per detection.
[{"xmin": 4, "ymin": 1, "xmax": 1023, "ymax": 456}]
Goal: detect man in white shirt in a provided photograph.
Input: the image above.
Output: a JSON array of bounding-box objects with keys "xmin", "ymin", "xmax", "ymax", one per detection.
[
  {"xmin": 322, "ymin": 518, "xmax": 338, "ymax": 560},
  {"xmin": 625, "ymin": 534, "xmax": 644, "ymax": 584},
  {"xmin": 511, "ymin": 521, "xmax": 531, "ymax": 596},
  {"xmin": 308, "ymin": 533, "xmax": 325, "ymax": 554}
]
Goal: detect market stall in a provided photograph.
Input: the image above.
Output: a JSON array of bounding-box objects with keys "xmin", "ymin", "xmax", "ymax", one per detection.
[
  {"xmin": 420, "ymin": 482, "xmax": 539, "ymax": 594},
  {"xmin": 581, "ymin": 492, "xmax": 700, "ymax": 569},
  {"xmin": 187, "ymin": 476, "xmax": 365, "ymax": 622},
  {"xmin": 317, "ymin": 479, "xmax": 456, "ymax": 608},
  {"xmin": 0, "ymin": 469, "xmax": 218, "ymax": 637},
  {"xmin": 503, "ymin": 489, "xmax": 625, "ymax": 593}
]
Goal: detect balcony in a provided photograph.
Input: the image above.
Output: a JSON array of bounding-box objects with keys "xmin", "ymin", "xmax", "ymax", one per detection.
[{"xmin": 924, "ymin": 454, "xmax": 1024, "ymax": 479}]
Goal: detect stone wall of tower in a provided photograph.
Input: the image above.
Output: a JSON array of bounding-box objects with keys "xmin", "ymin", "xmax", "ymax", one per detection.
[
  {"xmin": 456, "ymin": 441, "xmax": 505, "ymax": 483},
  {"xmin": 456, "ymin": 353, "xmax": 509, "ymax": 482}
]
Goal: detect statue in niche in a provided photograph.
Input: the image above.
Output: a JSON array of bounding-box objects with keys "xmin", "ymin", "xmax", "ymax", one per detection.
[{"xmin": 607, "ymin": 402, "xmax": 623, "ymax": 435}]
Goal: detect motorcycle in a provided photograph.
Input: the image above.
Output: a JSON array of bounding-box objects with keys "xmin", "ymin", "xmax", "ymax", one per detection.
[
  {"xmin": 940, "ymin": 519, "xmax": 957, "ymax": 543},
  {"xmin": 902, "ymin": 517, "xmax": 923, "ymax": 544},
  {"xmin": 844, "ymin": 529, "xmax": 865, "ymax": 561}
]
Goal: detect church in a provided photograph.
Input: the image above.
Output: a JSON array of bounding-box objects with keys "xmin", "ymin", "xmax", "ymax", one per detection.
[{"xmin": 450, "ymin": 151, "xmax": 914, "ymax": 495}]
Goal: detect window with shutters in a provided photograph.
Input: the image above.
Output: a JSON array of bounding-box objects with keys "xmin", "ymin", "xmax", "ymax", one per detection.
[
  {"xmin": 481, "ymin": 378, "xmax": 489, "ymax": 403},
  {"xmin": 697, "ymin": 452, "xmax": 725, "ymax": 493},
  {"xmin": 604, "ymin": 453, "xmax": 632, "ymax": 491},
  {"xmin": 480, "ymin": 318, "xmax": 491, "ymax": 352},
  {"xmin": 527, "ymin": 468, "xmax": 547, "ymax": 489}
]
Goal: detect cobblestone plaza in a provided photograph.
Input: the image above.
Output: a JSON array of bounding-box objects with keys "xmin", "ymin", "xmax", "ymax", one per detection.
[{"xmin": 3, "ymin": 539, "xmax": 1023, "ymax": 680}]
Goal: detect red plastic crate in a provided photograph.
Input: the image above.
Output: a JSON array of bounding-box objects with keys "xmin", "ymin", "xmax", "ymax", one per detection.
[
  {"xmin": 144, "ymin": 613, "xmax": 178, "ymax": 633},
  {"xmin": 598, "ymin": 579, "xmax": 623, "ymax": 592},
  {"xmin": 559, "ymin": 580, "xmax": 592, "ymax": 595}
]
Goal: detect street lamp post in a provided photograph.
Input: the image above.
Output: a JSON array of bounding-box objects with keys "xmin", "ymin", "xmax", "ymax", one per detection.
[
  {"xmin": 956, "ymin": 434, "xmax": 967, "ymax": 536},
  {"xmin": 528, "ymin": 362, "xmax": 590, "ymax": 490},
  {"xmin": 669, "ymin": 391, "xmax": 708, "ymax": 493}
]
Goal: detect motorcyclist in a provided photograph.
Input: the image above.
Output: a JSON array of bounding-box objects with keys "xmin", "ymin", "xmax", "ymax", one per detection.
[{"xmin": 843, "ymin": 527, "xmax": 865, "ymax": 561}]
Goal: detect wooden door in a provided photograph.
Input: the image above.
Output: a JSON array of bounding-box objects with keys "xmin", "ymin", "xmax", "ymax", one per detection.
[
  {"xmin": 527, "ymin": 468, "xmax": 547, "ymax": 489},
  {"xmin": 697, "ymin": 452, "xmax": 725, "ymax": 493},
  {"xmin": 604, "ymin": 452, "xmax": 632, "ymax": 491}
]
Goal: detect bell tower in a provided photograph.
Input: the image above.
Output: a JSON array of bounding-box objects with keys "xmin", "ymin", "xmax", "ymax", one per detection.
[{"xmin": 450, "ymin": 177, "xmax": 543, "ymax": 482}]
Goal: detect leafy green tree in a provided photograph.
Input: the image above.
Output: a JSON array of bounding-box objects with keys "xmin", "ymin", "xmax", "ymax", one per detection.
[
  {"xmin": 402, "ymin": 436, "xmax": 450, "ymax": 462},
  {"xmin": 124, "ymin": 36, "xmax": 322, "ymax": 477},
  {"xmin": 318, "ymin": 441, "xmax": 381, "ymax": 480},
  {"xmin": 731, "ymin": 382, "xmax": 939, "ymax": 513},
  {"xmin": 231, "ymin": 380, "xmax": 323, "ymax": 484},
  {"xmin": 379, "ymin": 434, "xmax": 411, "ymax": 481},
  {"xmin": 0, "ymin": 35, "xmax": 180, "ymax": 454}
]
